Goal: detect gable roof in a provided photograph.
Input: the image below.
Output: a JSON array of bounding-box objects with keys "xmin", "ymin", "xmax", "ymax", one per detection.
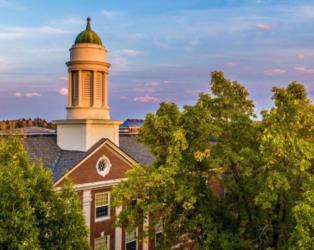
[
  {"xmin": 22, "ymin": 134, "xmax": 155, "ymax": 182},
  {"xmin": 53, "ymin": 138, "xmax": 139, "ymax": 186},
  {"xmin": 119, "ymin": 136, "xmax": 155, "ymax": 165}
]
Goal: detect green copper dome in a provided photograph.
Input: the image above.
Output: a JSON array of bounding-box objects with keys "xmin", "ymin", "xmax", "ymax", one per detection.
[{"xmin": 75, "ymin": 17, "xmax": 102, "ymax": 45}]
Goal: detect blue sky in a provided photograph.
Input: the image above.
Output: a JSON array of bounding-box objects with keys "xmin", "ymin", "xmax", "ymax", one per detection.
[{"xmin": 0, "ymin": 0, "xmax": 314, "ymax": 120}]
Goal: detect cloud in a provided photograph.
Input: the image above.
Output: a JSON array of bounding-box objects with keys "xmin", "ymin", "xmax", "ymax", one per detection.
[
  {"xmin": 0, "ymin": 58, "xmax": 10, "ymax": 71},
  {"xmin": 122, "ymin": 33, "xmax": 146, "ymax": 41},
  {"xmin": 0, "ymin": 0, "xmax": 24, "ymax": 10},
  {"xmin": 0, "ymin": 25, "xmax": 72, "ymax": 40},
  {"xmin": 118, "ymin": 49, "xmax": 143, "ymax": 57},
  {"xmin": 297, "ymin": 53, "xmax": 305, "ymax": 59},
  {"xmin": 263, "ymin": 68, "xmax": 286, "ymax": 76},
  {"xmin": 110, "ymin": 54, "xmax": 130, "ymax": 72},
  {"xmin": 101, "ymin": 10, "xmax": 120, "ymax": 17},
  {"xmin": 58, "ymin": 76, "xmax": 68, "ymax": 81},
  {"xmin": 225, "ymin": 62, "xmax": 238, "ymax": 67},
  {"xmin": 49, "ymin": 17, "xmax": 84, "ymax": 25},
  {"xmin": 146, "ymin": 81, "xmax": 159, "ymax": 87},
  {"xmin": 255, "ymin": 23, "xmax": 272, "ymax": 31},
  {"xmin": 25, "ymin": 92, "xmax": 41, "ymax": 97},
  {"xmin": 300, "ymin": 6, "xmax": 314, "ymax": 19},
  {"xmin": 14, "ymin": 92, "xmax": 41, "ymax": 97},
  {"xmin": 133, "ymin": 95, "xmax": 159, "ymax": 103},
  {"xmin": 133, "ymin": 81, "xmax": 160, "ymax": 93},
  {"xmin": 26, "ymin": 48, "xmax": 66, "ymax": 54},
  {"xmin": 58, "ymin": 87, "xmax": 68, "ymax": 96},
  {"xmin": 295, "ymin": 66, "xmax": 314, "ymax": 75}
]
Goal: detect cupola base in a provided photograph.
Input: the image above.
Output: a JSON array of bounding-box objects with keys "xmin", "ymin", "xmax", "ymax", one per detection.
[{"xmin": 54, "ymin": 119, "xmax": 122, "ymax": 151}]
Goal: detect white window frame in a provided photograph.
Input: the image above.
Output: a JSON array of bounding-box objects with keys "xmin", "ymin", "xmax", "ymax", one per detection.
[
  {"xmin": 155, "ymin": 222, "xmax": 163, "ymax": 248},
  {"xmin": 94, "ymin": 234, "xmax": 110, "ymax": 250},
  {"xmin": 96, "ymin": 155, "xmax": 112, "ymax": 177},
  {"xmin": 95, "ymin": 192, "xmax": 110, "ymax": 222},
  {"xmin": 125, "ymin": 228, "xmax": 138, "ymax": 250}
]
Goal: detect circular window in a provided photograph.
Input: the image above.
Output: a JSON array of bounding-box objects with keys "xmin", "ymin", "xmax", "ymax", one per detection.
[{"xmin": 96, "ymin": 156, "xmax": 112, "ymax": 177}]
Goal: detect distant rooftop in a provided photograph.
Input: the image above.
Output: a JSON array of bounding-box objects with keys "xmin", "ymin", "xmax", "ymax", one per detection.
[
  {"xmin": 0, "ymin": 126, "xmax": 56, "ymax": 136},
  {"xmin": 120, "ymin": 119, "xmax": 144, "ymax": 135},
  {"xmin": 120, "ymin": 119, "xmax": 144, "ymax": 128}
]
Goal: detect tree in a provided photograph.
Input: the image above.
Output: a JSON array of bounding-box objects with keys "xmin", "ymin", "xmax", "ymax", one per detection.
[
  {"xmin": 112, "ymin": 71, "xmax": 314, "ymax": 249},
  {"xmin": 0, "ymin": 136, "xmax": 90, "ymax": 249}
]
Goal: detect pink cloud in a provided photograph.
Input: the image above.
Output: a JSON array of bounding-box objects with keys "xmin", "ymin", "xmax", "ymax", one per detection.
[
  {"xmin": 264, "ymin": 68, "xmax": 286, "ymax": 76},
  {"xmin": 297, "ymin": 54, "xmax": 305, "ymax": 60},
  {"xmin": 134, "ymin": 81, "xmax": 160, "ymax": 93},
  {"xmin": 133, "ymin": 95, "xmax": 159, "ymax": 103},
  {"xmin": 295, "ymin": 66, "xmax": 314, "ymax": 75},
  {"xmin": 59, "ymin": 87, "xmax": 68, "ymax": 96},
  {"xmin": 14, "ymin": 92, "xmax": 41, "ymax": 97},
  {"xmin": 25, "ymin": 92, "xmax": 40, "ymax": 97},
  {"xmin": 256, "ymin": 23, "xmax": 272, "ymax": 31},
  {"xmin": 58, "ymin": 76, "xmax": 68, "ymax": 81}
]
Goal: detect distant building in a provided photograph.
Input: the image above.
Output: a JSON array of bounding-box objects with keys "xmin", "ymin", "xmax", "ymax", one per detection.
[{"xmin": 119, "ymin": 119, "xmax": 144, "ymax": 135}]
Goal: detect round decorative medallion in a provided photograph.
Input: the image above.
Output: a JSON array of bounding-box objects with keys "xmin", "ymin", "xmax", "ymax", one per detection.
[{"xmin": 96, "ymin": 156, "xmax": 112, "ymax": 177}]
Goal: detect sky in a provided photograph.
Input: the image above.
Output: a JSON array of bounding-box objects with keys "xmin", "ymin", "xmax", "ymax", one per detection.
[{"xmin": 0, "ymin": 0, "xmax": 314, "ymax": 121}]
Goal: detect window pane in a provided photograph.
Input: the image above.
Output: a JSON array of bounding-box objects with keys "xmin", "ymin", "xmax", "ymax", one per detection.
[
  {"xmin": 95, "ymin": 193, "xmax": 109, "ymax": 207},
  {"xmin": 125, "ymin": 230, "xmax": 136, "ymax": 242},
  {"xmin": 155, "ymin": 232, "xmax": 163, "ymax": 248},
  {"xmin": 95, "ymin": 235, "xmax": 109, "ymax": 250},
  {"xmin": 126, "ymin": 240, "xmax": 136, "ymax": 250},
  {"xmin": 96, "ymin": 205, "xmax": 108, "ymax": 218}
]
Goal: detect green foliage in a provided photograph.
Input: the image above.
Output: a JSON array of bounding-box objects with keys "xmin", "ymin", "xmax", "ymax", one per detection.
[
  {"xmin": 0, "ymin": 136, "xmax": 90, "ymax": 250},
  {"xmin": 112, "ymin": 71, "xmax": 314, "ymax": 249}
]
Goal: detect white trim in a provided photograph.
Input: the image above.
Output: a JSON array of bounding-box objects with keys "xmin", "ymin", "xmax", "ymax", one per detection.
[
  {"xmin": 95, "ymin": 191, "xmax": 110, "ymax": 221},
  {"xmin": 155, "ymin": 232, "xmax": 163, "ymax": 248},
  {"xmin": 125, "ymin": 228, "xmax": 138, "ymax": 250},
  {"xmin": 73, "ymin": 178, "xmax": 126, "ymax": 191},
  {"xmin": 94, "ymin": 234, "xmax": 110, "ymax": 250},
  {"xmin": 82, "ymin": 190, "xmax": 92, "ymax": 244},
  {"xmin": 95, "ymin": 216, "xmax": 111, "ymax": 223},
  {"xmin": 96, "ymin": 155, "xmax": 112, "ymax": 177},
  {"xmin": 53, "ymin": 139, "xmax": 136, "ymax": 187},
  {"xmin": 115, "ymin": 207, "xmax": 123, "ymax": 250},
  {"xmin": 154, "ymin": 220, "xmax": 163, "ymax": 248},
  {"xmin": 143, "ymin": 214, "xmax": 149, "ymax": 250}
]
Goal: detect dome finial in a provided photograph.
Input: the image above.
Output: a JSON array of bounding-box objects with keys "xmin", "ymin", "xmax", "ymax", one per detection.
[
  {"xmin": 86, "ymin": 17, "xmax": 91, "ymax": 30},
  {"xmin": 75, "ymin": 17, "xmax": 102, "ymax": 45}
]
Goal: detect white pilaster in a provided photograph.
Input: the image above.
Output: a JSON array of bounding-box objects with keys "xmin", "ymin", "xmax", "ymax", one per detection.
[
  {"xmin": 115, "ymin": 206, "xmax": 122, "ymax": 250},
  {"xmin": 82, "ymin": 190, "xmax": 92, "ymax": 232},
  {"xmin": 143, "ymin": 214, "xmax": 149, "ymax": 250}
]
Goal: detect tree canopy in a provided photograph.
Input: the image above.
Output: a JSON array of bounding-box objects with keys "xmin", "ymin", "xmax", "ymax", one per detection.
[
  {"xmin": 112, "ymin": 71, "xmax": 314, "ymax": 250},
  {"xmin": 0, "ymin": 136, "xmax": 90, "ymax": 250}
]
